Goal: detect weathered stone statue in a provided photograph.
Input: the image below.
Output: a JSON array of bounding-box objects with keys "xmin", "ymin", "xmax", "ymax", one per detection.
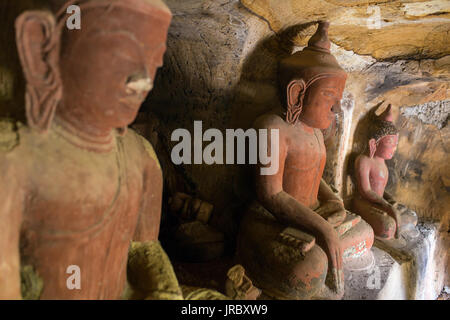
[
  {"xmin": 0, "ymin": 0, "xmax": 185, "ymax": 300},
  {"xmin": 237, "ymin": 22, "xmax": 374, "ymax": 300},
  {"xmin": 353, "ymin": 104, "xmax": 418, "ymax": 240}
]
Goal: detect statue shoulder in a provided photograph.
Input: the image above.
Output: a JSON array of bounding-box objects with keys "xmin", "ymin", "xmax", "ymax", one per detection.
[
  {"xmin": 253, "ymin": 113, "xmax": 285, "ymax": 130},
  {"xmin": 0, "ymin": 119, "xmax": 22, "ymax": 153},
  {"xmin": 355, "ymin": 154, "xmax": 372, "ymax": 169},
  {"xmin": 125, "ymin": 128, "xmax": 161, "ymax": 171}
]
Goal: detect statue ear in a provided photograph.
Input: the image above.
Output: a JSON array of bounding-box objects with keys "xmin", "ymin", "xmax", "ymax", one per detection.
[
  {"xmin": 15, "ymin": 11, "xmax": 62, "ymax": 132},
  {"xmin": 369, "ymin": 138, "xmax": 377, "ymax": 158},
  {"xmin": 286, "ymin": 79, "xmax": 306, "ymax": 124},
  {"xmin": 287, "ymin": 79, "xmax": 305, "ymax": 110}
]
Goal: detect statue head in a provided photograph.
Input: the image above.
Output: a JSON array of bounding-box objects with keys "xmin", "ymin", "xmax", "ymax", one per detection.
[
  {"xmin": 368, "ymin": 104, "xmax": 399, "ymax": 160},
  {"xmin": 279, "ymin": 21, "xmax": 347, "ymax": 129},
  {"xmin": 15, "ymin": 0, "xmax": 171, "ymax": 135}
]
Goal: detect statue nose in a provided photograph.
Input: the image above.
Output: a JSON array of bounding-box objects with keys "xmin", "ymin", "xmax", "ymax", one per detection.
[{"xmin": 331, "ymin": 100, "xmax": 341, "ymax": 113}]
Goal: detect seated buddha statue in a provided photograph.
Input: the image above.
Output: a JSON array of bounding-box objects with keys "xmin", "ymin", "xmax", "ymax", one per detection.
[
  {"xmin": 236, "ymin": 22, "xmax": 374, "ymax": 300},
  {"xmin": 0, "ymin": 0, "xmax": 202, "ymax": 300},
  {"xmin": 353, "ymin": 105, "xmax": 418, "ymax": 240}
]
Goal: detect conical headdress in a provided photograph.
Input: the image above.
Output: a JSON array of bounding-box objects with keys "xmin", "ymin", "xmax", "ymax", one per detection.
[
  {"xmin": 369, "ymin": 104, "xmax": 399, "ymax": 142},
  {"xmin": 279, "ymin": 21, "xmax": 347, "ymax": 87},
  {"xmin": 279, "ymin": 21, "xmax": 347, "ymax": 124}
]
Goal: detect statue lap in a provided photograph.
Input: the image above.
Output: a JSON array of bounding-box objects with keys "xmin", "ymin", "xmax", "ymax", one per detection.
[{"xmin": 237, "ymin": 201, "xmax": 374, "ymax": 299}]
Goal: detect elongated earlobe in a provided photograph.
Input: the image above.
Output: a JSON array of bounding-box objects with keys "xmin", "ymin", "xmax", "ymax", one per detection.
[
  {"xmin": 369, "ymin": 138, "xmax": 377, "ymax": 158},
  {"xmin": 16, "ymin": 10, "xmax": 62, "ymax": 132},
  {"xmin": 286, "ymin": 79, "xmax": 306, "ymax": 125}
]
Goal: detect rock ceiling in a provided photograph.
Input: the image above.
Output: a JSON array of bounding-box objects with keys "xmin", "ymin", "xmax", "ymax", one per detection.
[{"xmin": 241, "ymin": 0, "xmax": 450, "ymax": 60}]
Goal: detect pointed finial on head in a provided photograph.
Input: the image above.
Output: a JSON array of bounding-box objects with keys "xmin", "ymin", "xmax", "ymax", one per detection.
[
  {"xmin": 307, "ymin": 21, "xmax": 331, "ymax": 53},
  {"xmin": 378, "ymin": 104, "xmax": 393, "ymax": 122}
]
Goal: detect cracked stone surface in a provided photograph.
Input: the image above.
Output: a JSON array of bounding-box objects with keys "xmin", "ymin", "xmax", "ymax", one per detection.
[
  {"xmin": 241, "ymin": 0, "xmax": 450, "ymax": 60},
  {"xmin": 401, "ymin": 99, "xmax": 450, "ymax": 129}
]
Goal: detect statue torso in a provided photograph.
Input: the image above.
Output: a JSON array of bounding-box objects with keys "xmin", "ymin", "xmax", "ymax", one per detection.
[
  {"xmin": 16, "ymin": 127, "xmax": 146, "ymax": 299},
  {"xmin": 367, "ymin": 157, "xmax": 389, "ymax": 197},
  {"xmin": 282, "ymin": 120, "xmax": 326, "ymax": 208}
]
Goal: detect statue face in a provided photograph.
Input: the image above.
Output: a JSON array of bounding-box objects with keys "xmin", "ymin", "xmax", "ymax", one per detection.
[
  {"xmin": 58, "ymin": 8, "xmax": 170, "ymax": 130},
  {"xmin": 299, "ymin": 77, "xmax": 345, "ymax": 129},
  {"xmin": 375, "ymin": 135, "xmax": 398, "ymax": 160}
]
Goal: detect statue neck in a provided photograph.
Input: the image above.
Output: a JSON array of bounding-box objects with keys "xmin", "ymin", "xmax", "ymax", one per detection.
[
  {"xmin": 296, "ymin": 120, "xmax": 315, "ymax": 134},
  {"xmin": 372, "ymin": 154, "xmax": 387, "ymax": 163},
  {"xmin": 52, "ymin": 114, "xmax": 117, "ymax": 153}
]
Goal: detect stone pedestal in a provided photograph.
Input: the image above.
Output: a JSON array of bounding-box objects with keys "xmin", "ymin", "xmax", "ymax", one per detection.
[{"xmin": 343, "ymin": 222, "xmax": 443, "ymax": 300}]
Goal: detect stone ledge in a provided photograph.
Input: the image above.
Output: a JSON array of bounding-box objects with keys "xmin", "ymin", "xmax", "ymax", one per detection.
[{"xmin": 343, "ymin": 221, "xmax": 444, "ymax": 299}]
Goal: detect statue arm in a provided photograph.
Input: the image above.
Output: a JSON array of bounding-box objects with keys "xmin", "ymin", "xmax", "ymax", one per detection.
[
  {"xmin": 133, "ymin": 144, "xmax": 163, "ymax": 242},
  {"xmin": 255, "ymin": 144, "xmax": 344, "ymax": 292},
  {"xmin": 317, "ymin": 179, "xmax": 346, "ymax": 227},
  {"xmin": 0, "ymin": 160, "xmax": 23, "ymax": 299},
  {"xmin": 254, "ymin": 123, "xmax": 342, "ymax": 289},
  {"xmin": 356, "ymin": 157, "xmax": 400, "ymax": 238},
  {"xmin": 355, "ymin": 156, "xmax": 391, "ymax": 209},
  {"xmin": 383, "ymin": 190, "xmax": 396, "ymax": 204},
  {"xmin": 318, "ymin": 179, "xmax": 343, "ymax": 204},
  {"xmin": 255, "ymin": 130, "xmax": 330, "ymax": 237},
  {"xmin": 129, "ymin": 135, "xmax": 183, "ymax": 300}
]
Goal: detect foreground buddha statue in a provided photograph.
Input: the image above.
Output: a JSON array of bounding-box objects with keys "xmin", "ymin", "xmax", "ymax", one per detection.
[
  {"xmin": 0, "ymin": 0, "xmax": 186, "ymax": 300},
  {"xmin": 237, "ymin": 22, "xmax": 374, "ymax": 300},
  {"xmin": 353, "ymin": 105, "xmax": 418, "ymax": 240}
]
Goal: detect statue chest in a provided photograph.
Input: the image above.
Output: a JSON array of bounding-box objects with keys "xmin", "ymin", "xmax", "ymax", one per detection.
[
  {"xmin": 23, "ymin": 149, "xmax": 142, "ymax": 238},
  {"xmin": 19, "ymin": 138, "xmax": 145, "ymax": 299},
  {"xmin": 282, "ymin": 128, "xmax": 326, "ymax": 205},
  {"xmin": 284, "ymin": 129, "xmax": 326, "ymax": 173},
  {"xmin": 369, "ymin": 161, "xmax": 389, "ymax": 193}
]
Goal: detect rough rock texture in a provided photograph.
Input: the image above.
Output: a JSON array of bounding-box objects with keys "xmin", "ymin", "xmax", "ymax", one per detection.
[
  {"xmin": 372, "ymin": 223, "xmax": 444, "ymax": 299},
  {"xmin": 1, "ymin": 0, "xmax": 449, "ymax": 295},
  {"xmin": 241, "ymin": 0, "xmax": 450, "ymax": 60},
  {"xmin": 141, "ymin": 0, "xmax": 449, "ymax": 288},
  {"xmin": 344, "ymin": 221, "xmax": 443, "ymax": 300},
  {"xmin": 402, "ymin": 99, "xmax": 449, "ymax": 129}
]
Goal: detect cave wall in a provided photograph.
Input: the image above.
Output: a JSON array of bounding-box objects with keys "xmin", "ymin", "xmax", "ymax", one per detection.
[
  {"xmin": 1, "ymin": 0, "xmax": 448, "ymax": 287},
  {"xmin": 0, "ymin": 0, "xmax": 64, "ymax": 122},
  {"xmin": 139, "ymin": 0, "xmax": 449, "ymax": 283}
]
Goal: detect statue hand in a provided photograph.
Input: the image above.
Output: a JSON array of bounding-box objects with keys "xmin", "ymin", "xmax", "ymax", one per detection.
[
  {"xmin": 317, "ymin": 225, "xmax": 344, "ymax": 292},
  {"xmin": 316, "ymin": 200, "xmax": 346, "ymax": 227},
  {"xmin": 387, "ymin": 205, "xmax": 401, "ymax": 239}
]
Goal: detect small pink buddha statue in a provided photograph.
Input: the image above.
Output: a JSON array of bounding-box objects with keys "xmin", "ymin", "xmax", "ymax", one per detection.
[
  {"xmin": 237, "ymin": 22, "xmax": 374, "ymax": 300},
  {"xmin": 353, "ymin": 105, "xmax": 418, "ymax": 240}
]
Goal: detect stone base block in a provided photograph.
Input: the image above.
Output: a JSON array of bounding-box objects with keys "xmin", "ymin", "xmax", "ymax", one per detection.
[{"xmin": 343, "ymin": 222, "xmax": 444, "ymax": 300}]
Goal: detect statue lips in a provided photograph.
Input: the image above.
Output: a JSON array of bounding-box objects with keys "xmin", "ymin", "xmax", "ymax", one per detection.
[{"xmin": 119, "ymin": 94, "xmax": 147, "ymax": 112}]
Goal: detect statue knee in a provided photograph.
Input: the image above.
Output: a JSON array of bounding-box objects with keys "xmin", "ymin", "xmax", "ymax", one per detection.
[
  {"xmin": 341, "ymin": 218, "xmax": 374, "ymax": 259},
  {"xmin": 251, "ymin": 243, "xmax": 328, "ymax": 300},
  {"xmin": 285, "ymin": 245, "xmax": 328, "ymax": 299},
  {"xmin": 237, "ymin": 224, "xmax": 328, "ymax": 299},
  {"xmin": 377, "ymin": 215, "xmax": 396, "ymax": 239}
]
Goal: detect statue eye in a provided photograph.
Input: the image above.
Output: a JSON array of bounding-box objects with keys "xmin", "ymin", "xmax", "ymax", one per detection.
[{"xmin": 322, "ymin": 90, "xmax": 335, "ymax": 98}]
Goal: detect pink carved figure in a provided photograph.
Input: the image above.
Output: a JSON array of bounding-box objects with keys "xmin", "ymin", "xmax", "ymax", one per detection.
[{"xmin": 353, "ymin": 105, "xmax": 418, "ymax": 240}]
